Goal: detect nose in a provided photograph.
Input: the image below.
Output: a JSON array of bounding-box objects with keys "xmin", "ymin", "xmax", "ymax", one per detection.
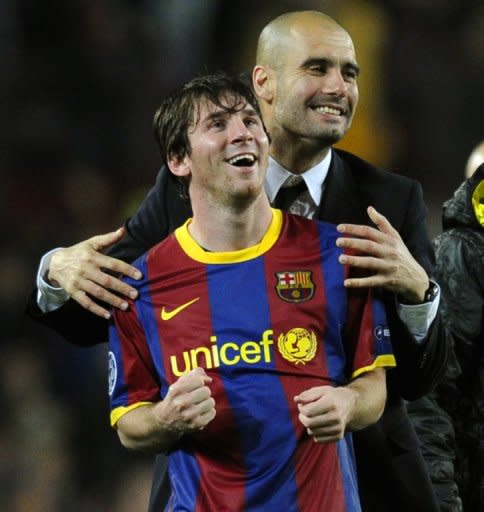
[
  {"xmin": 229, "ymin": 116, "xmax": 253, "ymax": 143},
  {"xmin": 322, "ymin": 68, "xmax": 347, "ymax": 96}
]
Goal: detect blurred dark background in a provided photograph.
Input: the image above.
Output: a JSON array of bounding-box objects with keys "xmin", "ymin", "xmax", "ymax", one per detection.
[{"xmin": 1, "ymin": 0, "xmax": 482, "ymax": 510}]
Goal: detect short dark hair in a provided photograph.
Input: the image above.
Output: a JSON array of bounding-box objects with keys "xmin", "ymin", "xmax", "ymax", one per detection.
[{"xmin": 153, "ymin": 72, "xmax": 262, "ymax": 196}]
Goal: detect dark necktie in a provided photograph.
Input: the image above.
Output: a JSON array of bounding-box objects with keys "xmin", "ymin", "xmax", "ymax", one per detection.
[
  {"xmin": 273, "ymin": 176, "xmax": 317, "ymax": 218},
  {"xmin": 274, "ymin": 179, "xmax": 308, "ymax": 210}
]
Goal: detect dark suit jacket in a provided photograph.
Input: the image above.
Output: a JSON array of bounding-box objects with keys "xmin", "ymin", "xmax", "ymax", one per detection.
[{"xmin": 26, "ymin": 149, "xmax": 447, "ymax": 511}]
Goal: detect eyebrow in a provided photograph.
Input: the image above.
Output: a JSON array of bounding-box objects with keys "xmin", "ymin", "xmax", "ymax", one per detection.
[
  {"xmin": 203, "ymin": 106, "xmax": 260, "ymax": 122},
  {"xmin": 302, "ymin": 57, "xmax": 360, "ymax": 76}
]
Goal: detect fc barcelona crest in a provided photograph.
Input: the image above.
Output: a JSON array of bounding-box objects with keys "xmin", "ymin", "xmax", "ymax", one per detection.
[{"xmin": 275, "ymin": 270, "xmax": 315, "ymax": 303}]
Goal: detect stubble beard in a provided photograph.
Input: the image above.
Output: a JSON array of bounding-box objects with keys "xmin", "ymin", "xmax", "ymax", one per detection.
[
  {"xmin": 319, "ymin": 127, "xmax": 346, "ymax": 146},
  {"xmin": 283, "ymin": 107, "xmax": 351, "ymax": 147}
]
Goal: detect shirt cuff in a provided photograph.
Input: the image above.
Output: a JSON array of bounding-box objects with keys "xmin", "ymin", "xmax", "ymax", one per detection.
[
  {"xmin": 36, "ymin": 248, "xmax": 70, "ymax": 313},
  {"xmin": 395, "ymin": 281, "xmax": 440, "ymax": 344}
]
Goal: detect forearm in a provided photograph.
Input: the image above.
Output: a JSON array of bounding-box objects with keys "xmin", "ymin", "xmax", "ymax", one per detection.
[
  {"xmin": 36, "ymin": 248, "xmax": 71, "ymax": 312},
  {"xmin": 114, "ymin": 368, "xmax": 215, "ymax": 453},
  {"xmin": 345, "ymin": 368, "xmax": 386, "ymax": 431},
  {"xmin": 395, "ymin": 280, "xmax": 440, "ymax": 343},
  {"xmin": 294, "ymin": 368, "xmax": 387, "ymax": 443},
  {"xmin": 26, "ymin": 288, "xmax": 109, "ymax": 346},
  {"xmin": 116, "ymin": 403, "xmax": 183, "ymax": 454},
  {"xmin": 391, "ymin": 309, "xmax": 450, "ymax": 399}
]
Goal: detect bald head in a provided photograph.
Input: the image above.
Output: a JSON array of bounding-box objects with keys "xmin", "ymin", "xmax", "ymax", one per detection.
[
  {"xmin": 256, "ymin": 11, "xmax": 350, "ymax": 70},
  {"xmin": 252, "ymin": 9, "xmax": 359, "ymax": 171},
  {"xmin": 465, "ymin": 141, "xmax": 484, "ymax": 178}
]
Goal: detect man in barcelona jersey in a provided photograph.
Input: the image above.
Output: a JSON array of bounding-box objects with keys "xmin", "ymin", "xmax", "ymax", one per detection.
[{"xmin": 108, "ymin": 72, "xmax": 396, "ymax": 512}]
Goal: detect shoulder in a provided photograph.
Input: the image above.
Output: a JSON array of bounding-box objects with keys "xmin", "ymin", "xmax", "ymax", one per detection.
[
  {"xmin": 332, "ymin": 149, "xmax": 427, "ymax": 227},
  {"xmin": 334, "ymin": 148, "xmax": 418, "ymax": 192},
  {"xmin": 123, "ymin": 234, "xmax": 179, "ymax": 286}
]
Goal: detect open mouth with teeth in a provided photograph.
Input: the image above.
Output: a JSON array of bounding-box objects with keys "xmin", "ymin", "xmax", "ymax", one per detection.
[
  {"xmin": 312, "ymin": 105, "xmax": 345, "ymax": 116},
  {"xmin": 227, "ymin": 153, "xmax": 257, "ymax": 167}
]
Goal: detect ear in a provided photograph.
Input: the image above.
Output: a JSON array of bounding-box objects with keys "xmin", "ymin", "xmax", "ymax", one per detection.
[
  {"xmin": 253, "ymin": 65, "xmax": 274, "ymax": 103},
  {"xmin": 167, "ymin": 154, "xmax": 191, "ymax": 177}
]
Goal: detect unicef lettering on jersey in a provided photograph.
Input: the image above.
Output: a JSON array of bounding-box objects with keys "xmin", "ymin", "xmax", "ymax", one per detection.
[{"xmin": 169, "ymin": 327, "xmax": 320, "ymax": 377}]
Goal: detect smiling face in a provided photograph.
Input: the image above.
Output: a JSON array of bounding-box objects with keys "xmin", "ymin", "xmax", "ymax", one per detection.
[
  {"xmin": 169, "ymin": 96, "xmax": 269, "ymax": 207},
  {"xmin": 255, "ymin": 12, "xmax": 359, "ymax": 149}
]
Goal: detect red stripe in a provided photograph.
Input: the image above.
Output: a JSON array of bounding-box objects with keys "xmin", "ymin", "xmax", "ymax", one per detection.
[
  {"xmin": 114, "ymin": 300, "xmax": 160, "ymax": 405},
  {"xmin": 343, "ymin": 247, "xmax": 377, "ymax": 372}
]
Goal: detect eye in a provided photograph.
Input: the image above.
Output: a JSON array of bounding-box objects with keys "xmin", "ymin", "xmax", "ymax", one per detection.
[
  {"xmin": 308, "ymin": 64, "xmax": 326, "ymax": 75},
  {"xmin": 342, "ymin": 67, "xmax": 359, "ymax": 81},
  {"xmin": 209, "ymin": 118, "xmax": 226, "ymax": 130},
  {"xmin": 244, "ymin": 117, "xmax": 259, "ymax": 127}
]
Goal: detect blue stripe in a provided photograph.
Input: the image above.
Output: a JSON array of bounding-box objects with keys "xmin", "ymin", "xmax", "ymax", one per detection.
[
  {"xmin": 132, "ymin": 255, "xmax": 203, "ymax": 508},
  {"xmin": 108, "ymin": 324, "xmax": 127, "ymax": 408},
  {"xmin": 168, "ymin": 451, "xmax": 202, "ymax": 512},
  {"xmin": 318, "ymin": 222, "xmax": 347, "ymax": 384},
  {"xmin": 319, "ymin": 222, "xmax": 362, "ymax": 509},
  {"xmin": 372, "ymin": 298, "xmax": 393, "ymax": 357},
  {"xmin": 206, "ymin": 258, "xmax": 299, "ymax": 511},
  {"xmin": 336, "ymin": 434, "xmax": 361, "ymax": 511}
]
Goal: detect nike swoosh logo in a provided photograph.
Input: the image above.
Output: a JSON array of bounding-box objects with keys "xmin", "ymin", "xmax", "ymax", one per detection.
[{"xmin": 161, "ymin": 297, "xmax": 200, "ymax": 321}]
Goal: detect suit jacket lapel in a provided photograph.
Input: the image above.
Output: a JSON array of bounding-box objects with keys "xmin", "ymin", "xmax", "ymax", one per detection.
[{"xmin": 318, "ymin": 150, "xmax": 368, "ymax": 225}]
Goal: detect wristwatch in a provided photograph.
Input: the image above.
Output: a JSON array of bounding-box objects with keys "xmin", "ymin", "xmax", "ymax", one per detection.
[
  {"xmin": 422, "ymin": 281, "xmax": 439, "ymax": 303},
  {"xmin": 399, "ymin": 280, "xmax": 438, "ymax": 305}
]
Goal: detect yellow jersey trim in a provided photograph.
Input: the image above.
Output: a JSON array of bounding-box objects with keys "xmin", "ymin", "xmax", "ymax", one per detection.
[
  {"xmin": 110, "ymin": 401, "xmax": 153, "ymax": 428},
  {"xmin": 174, "ymin": 209, "xmax": 283, "ymax": 264},
  {"xmin": 351, "ymin": 354, "xmax": 397, "ymax": 380}
]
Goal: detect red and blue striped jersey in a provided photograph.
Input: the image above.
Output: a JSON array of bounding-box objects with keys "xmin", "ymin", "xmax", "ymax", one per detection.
[{"xmin": 109, "ymin": 210, "xmax": 395, "ymax": 512}]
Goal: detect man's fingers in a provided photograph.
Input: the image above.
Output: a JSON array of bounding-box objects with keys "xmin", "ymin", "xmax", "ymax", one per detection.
[
  {"xmin": 197, "ymin": 396, "xmax": 216, "ymax": 415},
  {"xmin": 89, "ymin": 227, "xmax": 126, "ymax": 252},
  {"xmin": 338, "ymin": 254, "xmax": 388, "ymax": 270},
  {"xmin": 198, "ymin": 407, "xmax": 217, "ymax": 429},
  {"xmin": 366, "ymin": 206, "xmax": 395, "ymax": 235},
  {"xmin": 343, "ymin": 275, "xmax": 386, "ymax": 288},
  {"xmin": 87, "ymin": 267, "xmax": 139, "ymax": 299},
  {"xmin": 337, "ymin": 223, "xmax": 382, "ymax": 241},
  {"xmin": 71, "ymin": 290, "xmax": 112, "ymax": 319},
  {"xmin": 170, "ymin": 368, "xmax": 212, "ymax": 396},
  {"xmin": 297, "ymin": 398, "xmax": 332, "ymax": 418},
  {"xmin": 94, "ymin": 253, "xmax": 142, "ymax": 281},
  {"xmin": 337, "ymin": 207, "xmax": 397, "ymax": 239},
  {"xmin": 165, "ymin": 370, "xmax": 216, "ymax": 432},
  {"xmin": 88, "ymin": 228, "xmax": 143, "ymax": 279},
  {"xmin": 336, "ymin": 236, "xmax": 384, "ymax": 256},
  {"xmin": 308, "ymin": 430, "xmax": 344, "ymax": 444},
  {"xmin": 82, "ymin": 279, "xmax": 130, "ymax": 311},
  {"xmin": 294, "ymin": 389, "xmax": 319, "ymax": 404},
  {"xmin": 295, "ymin": 386, "xmax": 332, "ymax": 404},
  {"xmin": 180, "ymin": 399, "xmax": 216, "ymax": 431},
  {"xmin": 188, "ymin": 385, "xmax": 213, "ymax": 406}
]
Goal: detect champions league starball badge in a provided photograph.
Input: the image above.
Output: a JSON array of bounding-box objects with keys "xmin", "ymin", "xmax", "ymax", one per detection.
[{"xmin": 108, "ymin": 351, "xmax": 117, "ymax": 396}]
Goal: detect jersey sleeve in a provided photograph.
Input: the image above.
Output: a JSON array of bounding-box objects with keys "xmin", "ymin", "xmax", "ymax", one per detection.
[
  {"xmin": 344, "ymin": 286, "xmax": 396, "ymax": 380},
  {"xmin": 108, "ymin": 298, "xmax": 160, "ymax": 427}
]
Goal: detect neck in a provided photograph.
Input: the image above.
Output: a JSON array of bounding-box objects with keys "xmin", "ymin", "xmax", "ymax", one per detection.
[
  {"xmin": 188, "ymin": 194, "xmax": 273, "ymax": 252},
  {"xmin": 266, "ymin": 121, "xmax": 331, "ymax": 173}
]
